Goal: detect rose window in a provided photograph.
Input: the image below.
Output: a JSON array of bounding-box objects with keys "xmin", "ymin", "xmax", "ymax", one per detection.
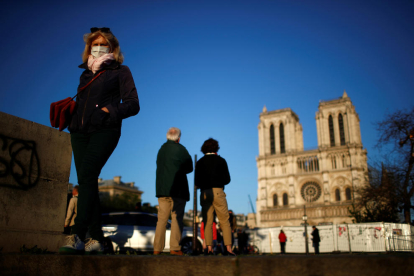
[{"xmin": 301, "ymin": 182, "xmax": 322, "ymax": 202}]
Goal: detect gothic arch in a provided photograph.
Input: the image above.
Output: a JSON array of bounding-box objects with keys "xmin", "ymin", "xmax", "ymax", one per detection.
[
  {"xmin": 269, "ymin": 124, "xmax": 275, "ymax": 154},
  {"xmin": 328, "ymin": 114, "xmax": 335, "ymax": 147},
  {"xmin": 344, "ymin": 186, "xmax": 352, "ymax": 201},
  {"xmin": 331, "ymin": 186, "xmax": 341, "ymax": 202},
  {"xmin": 282, "ymin": 192, "xmax": 289, "ymax": 206},
  {"xmin": 272, "ymin": 193, "xmax": 278, "ymax": 207},
  {"xmin": 279, "ymin": 122, "xmax": 285, "ymax": 154},
  {"xmin": 332, "ymin": 176, "xmax": 350, "ymax": 188},
  {"xmin": 338, "ymin": 113, "xmax": 346, "ymax": 145}
]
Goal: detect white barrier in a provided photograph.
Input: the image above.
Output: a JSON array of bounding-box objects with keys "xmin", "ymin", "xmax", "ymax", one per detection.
[{"xmin": 247, "ymin": 222, "xmax": 414, "ymax": 253}]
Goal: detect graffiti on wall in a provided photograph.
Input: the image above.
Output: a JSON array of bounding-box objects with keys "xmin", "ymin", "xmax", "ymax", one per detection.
[{"xmin": 0, "ymin": 134, "xmax": 40, "ymax": 190}]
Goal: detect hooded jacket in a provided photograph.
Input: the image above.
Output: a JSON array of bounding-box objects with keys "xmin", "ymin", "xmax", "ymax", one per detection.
[{"xmin": 68, "ymin": 61, "xmax": 140, "ymax": 133}]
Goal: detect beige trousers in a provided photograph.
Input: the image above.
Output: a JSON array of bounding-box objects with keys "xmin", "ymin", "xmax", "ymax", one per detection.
[
  {"xmin": 154, "ymin": 197, "xmax": 186, "ymax": 252},
  {"xmin": 200, "ymin": 188, "xmax": 232, "ymax": 246}
]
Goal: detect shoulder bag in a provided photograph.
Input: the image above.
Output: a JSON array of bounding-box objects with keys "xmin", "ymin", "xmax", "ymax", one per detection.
[{"xmin": 50, "ymin": 70, "xmax": 106, "ymax": 131}]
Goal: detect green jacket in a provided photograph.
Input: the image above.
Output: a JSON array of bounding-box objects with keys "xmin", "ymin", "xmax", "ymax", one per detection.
[{"xmin": 156, "ymin": 140, "xmax": 193, "ymax": 201}]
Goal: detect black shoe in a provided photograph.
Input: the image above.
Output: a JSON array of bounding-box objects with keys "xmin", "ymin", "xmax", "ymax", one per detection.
[{"xmin": 204, "ymin": 250, "xmax": 215, "ymax": 256}]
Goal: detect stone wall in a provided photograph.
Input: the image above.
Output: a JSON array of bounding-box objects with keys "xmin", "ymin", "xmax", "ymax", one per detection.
[
  {"xmin": 260, "ymin": 204, "xmax": 353, "ymax": 227},
  {"xmin": 0, "ymin": 112, "xmax": 72, "ymax": 252}
]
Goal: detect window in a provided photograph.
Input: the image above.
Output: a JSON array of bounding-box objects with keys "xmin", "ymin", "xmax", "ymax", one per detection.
[
  {"xmin": 335, "ymin": 189, "xmax": 341, "ymax": 201},
  {"xmin": 297, "ymin": 156, "xmax": 319, "ymax": 173},
  {"xmin": 273, "ymin": 194, "xmax": 278, "ymax": 207},
  {"xmin": 280, "ymin": 123, "xmax": 285, "ymax": 153},
  {"xmin": 329, "ymin": 115, "xmax": 335, "ymax": 147},
  {"xmin": 338, "ymin": 114, "xmax": 345, "ymax": 145},
  {"xmin": 270, "ymin": 124, "xmax": 275, "ymax": 154},
  {"xmin": 345, "ymin": 188, "xmax": 352, "ymax": 200},
  {"xmin": 283, "ymin": 193, "xmax": 288, "ymax": 206}
]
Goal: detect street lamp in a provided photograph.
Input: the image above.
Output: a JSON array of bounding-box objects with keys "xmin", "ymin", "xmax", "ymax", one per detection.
[{"xmin": 303, "ymin": 199, "xmax": 309, "ymax": 255}]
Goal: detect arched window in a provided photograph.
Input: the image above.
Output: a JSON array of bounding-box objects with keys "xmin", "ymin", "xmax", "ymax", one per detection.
[
  {"xmin": 338, "ymin": 114, "xmax": 345, "ymax": 145},
  {"xmin": 273, "ymin": 194, "xmax": 278, "ymax": 207},
  {"xmin": 280, "ymin": 123, "xmax": 285, "ymax": 153},
  {"xmin": 270, "ymin": 124, "xmax": 275, "ymax": 154},
  {"xmin": 329, "ymin": 115, "xmax": 335, "ymax": 147},
  {"xmin": 283, "ymin": 193, "xmax": 288, "ymax": 206},
  {"xmin": 345, "ymin": 188, "xmax": 352, "ymax": 200},
  {"xmin": 335, "ymin": 189, "xmax": 341, "ymax": 201}
]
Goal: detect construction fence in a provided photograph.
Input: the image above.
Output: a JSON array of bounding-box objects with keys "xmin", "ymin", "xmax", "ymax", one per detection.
[{"xmin": 247, "ymin": 222, "xmax": 414, "ymax": 254}]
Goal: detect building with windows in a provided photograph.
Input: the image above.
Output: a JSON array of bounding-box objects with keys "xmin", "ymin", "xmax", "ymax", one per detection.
[
  {"xmin": 256, "ymin": 91, "xmax": 368, "ymax": 227},
  {"xmin": 98, "ymin": 176, "xmax": 143, "ymax": 200}
]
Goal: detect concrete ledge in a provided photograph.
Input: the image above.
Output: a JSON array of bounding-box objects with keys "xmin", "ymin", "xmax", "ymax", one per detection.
[{"xmin": 1, "ymin": 254, "xmax": 413, "ymax": 276}]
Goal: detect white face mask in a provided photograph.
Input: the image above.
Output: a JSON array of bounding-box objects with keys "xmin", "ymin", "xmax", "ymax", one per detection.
[{"xmin": 91, "ymin": 46, "xmax": 110, "ymax": 58}]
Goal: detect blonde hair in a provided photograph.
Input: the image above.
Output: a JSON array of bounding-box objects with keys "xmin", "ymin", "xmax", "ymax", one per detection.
[{"xmin": 82, "ymin": 30, "xmax": 124, "ymax": 64}]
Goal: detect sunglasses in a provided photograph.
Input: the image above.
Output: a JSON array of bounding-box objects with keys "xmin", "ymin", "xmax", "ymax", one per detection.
[{"xmin": 90, "ymin": 27, "xmax": 111, "ymax": 33}]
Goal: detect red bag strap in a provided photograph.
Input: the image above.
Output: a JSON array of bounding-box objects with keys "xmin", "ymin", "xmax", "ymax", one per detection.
[{"xmin": 72, "ymin": 70, "xmax": 106, "ymax": 99}]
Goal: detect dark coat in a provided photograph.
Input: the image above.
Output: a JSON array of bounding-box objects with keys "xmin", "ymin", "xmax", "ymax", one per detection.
[
  {"xmin": 69, "ymin": 61, "xmax": 140, "ymax": 133},
  {"xmin": 311, "ymin": 228, "xmax": 320, "ymax": 243},
  {"xmin": 156, "ymin": 140, "xmax": 193, "ymax": 201},
  {"xmin": 195, "ymin": 155, "xmax": 231, "ymax": 190}
]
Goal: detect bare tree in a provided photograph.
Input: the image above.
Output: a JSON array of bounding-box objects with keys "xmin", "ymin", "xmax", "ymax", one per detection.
[
  {"xmin": 375, "ymin": 107, "xmax": 414, "ymax": 223},
  {"xmin": 349, "ymin": 164, "xmax": 401, "ymax": 223}
]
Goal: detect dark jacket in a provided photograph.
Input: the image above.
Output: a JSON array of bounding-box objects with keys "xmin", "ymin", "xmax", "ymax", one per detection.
[
  {"xmin": 68, "ymin": 61, "xmax": 140, "ymax": 133},
  {"xmin": 156, "ymin": 140, "xmax": 193, "ymax": 201},
  {"xmin": 195, "ymin": 155, "xmax": 230, "ymax": 190},
  {"xmin": 311, "ymin": 228, "xmax": 320, "ymax": 243}
]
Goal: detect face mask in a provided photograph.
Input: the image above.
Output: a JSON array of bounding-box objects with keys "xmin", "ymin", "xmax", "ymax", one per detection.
[{"xmin": 91, "ymin": 46, "xmax": 110, "ymax": 58}]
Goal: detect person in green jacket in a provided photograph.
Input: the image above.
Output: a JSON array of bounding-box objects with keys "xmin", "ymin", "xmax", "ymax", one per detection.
[{"xmin": 153, "ymin": 127, "xmax": 193, "ymax": 255}]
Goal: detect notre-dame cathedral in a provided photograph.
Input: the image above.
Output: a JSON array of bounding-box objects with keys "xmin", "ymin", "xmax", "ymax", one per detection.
[{"xmin": 256, "ymin": 91, "xmax": 368, "ymax": 227}]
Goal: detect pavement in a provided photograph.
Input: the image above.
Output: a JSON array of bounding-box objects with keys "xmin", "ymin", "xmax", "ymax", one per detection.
[{"xmin": 1, "ymin": 253, "xmax": 414, "ymax": 276}]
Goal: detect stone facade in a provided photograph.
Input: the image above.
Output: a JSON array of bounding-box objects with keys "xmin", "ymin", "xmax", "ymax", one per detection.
[
  {"xmin": 256, "ymin": 91, "xmax": 368, "ymax": 227},
  {"xmin": 98, "ymin": 176, "xmax": 143, "ymax": 199}
]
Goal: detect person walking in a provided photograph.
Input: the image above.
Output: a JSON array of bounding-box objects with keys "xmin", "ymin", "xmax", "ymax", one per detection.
[
  {"xmin": 153, "ymin": 127, "xmax": 193, "ymax": 255},
  {"xmin": 311, "ymin": 226, "xmax": 320, "ymax": 254},
  {"xmin": 195, "ymin": 138, "xmax": 236, "ymax": 256},
  {"xmin": 59, "ymin": 27, "xmax": 140, "ymax": 255},
  {"xmin": 278, "ymin": 229, "xmax": 287, "ymax": 254},
  {"xmin": 64, "ymin": 186, "xmax": 79, "ymax": 229}
]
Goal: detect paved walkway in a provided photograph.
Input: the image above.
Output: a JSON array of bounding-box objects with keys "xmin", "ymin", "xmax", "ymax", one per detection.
[{"xmin": 1, "ymin": 253, "xmax": 414, "ymax": 276}]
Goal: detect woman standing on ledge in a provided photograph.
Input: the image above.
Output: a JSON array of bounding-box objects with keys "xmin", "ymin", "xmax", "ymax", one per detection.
[
  {"xmin": 195, "ymin": 138, "xmax": 236, "ymax": 256},
  {"xmin": 59, "ymin": 27, "xmax": 140, "ymax": 255}
]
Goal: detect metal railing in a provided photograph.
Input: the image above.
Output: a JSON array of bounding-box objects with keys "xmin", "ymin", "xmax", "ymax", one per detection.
[{"xmin": 388, "ymin": 235, "xmax": 414, "ymax": 252}]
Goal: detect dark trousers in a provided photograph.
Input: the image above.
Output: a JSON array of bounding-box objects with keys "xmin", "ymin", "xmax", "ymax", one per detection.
[
  {"xmin": 313, "ymin": 242, "xmax": 320, "ymax": 254},
  {"xmin": 71, "ymin": 129, "xmax": 120, "ymax": 241},
  {"xmin": 280, "ymin": 242, "xmax": 286, "ymax": 254}
]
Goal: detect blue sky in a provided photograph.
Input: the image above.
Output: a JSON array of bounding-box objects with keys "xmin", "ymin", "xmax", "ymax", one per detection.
[{"xmin": 1, "ymin": 0, "xmax": 413, "ymax": 215}]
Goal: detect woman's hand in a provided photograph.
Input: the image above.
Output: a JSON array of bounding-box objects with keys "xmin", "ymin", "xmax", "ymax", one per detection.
[{"xmin": 101, "ymin": 107, "xmax": 109, "ymax": 113}]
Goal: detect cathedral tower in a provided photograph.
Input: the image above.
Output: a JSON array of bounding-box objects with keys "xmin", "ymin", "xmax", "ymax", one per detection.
[{"xmin": 256, "ymin": 92, "xmax": 367, "ymax": 227}]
